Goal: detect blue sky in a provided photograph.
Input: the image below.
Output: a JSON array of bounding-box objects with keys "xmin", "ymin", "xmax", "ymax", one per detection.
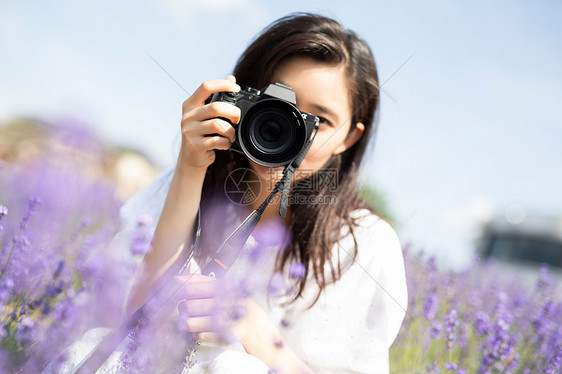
[{"xmin": 1, "ymin": 0, "xmax": 561, "ymax": 269}]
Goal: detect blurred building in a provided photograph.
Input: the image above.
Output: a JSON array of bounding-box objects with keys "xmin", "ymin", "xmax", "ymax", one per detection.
[
  {"xmin": 476, "ymin": 205, "xmax": 562, "ymax": 287},
  {"xmin": 0, "ymin": 118, "xmax": 160, "ymax": 200}
]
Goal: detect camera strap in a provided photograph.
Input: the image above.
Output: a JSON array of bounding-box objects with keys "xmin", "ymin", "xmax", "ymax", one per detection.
[{"xmin": 278, "ymin": 124, "xmax": 319, "ymax": 218}]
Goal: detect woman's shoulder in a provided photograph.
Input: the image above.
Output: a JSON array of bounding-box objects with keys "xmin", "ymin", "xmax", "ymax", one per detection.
[
  {"xmin": 349, "ymin": 207, "xmax": 388, "ymax": 227},
  {"xmin": 348, "ymin": 208, "xmax": 400, "ymax": 247},
  {"xmin": 119, "ymin": 165, "xmax": 176, "ymax": 232},
  {"xmin": 334, "ymin": 208, "xmax": 403, "ymax": 272}
]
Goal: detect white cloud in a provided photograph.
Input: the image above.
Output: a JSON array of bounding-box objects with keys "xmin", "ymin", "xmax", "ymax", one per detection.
[
  {"xmin": 439, "ymin": 197, "xmax": 496, "ymax": 240},
  {"xmin": 155, "ymin": 0, "xmax": 269, "ymax": 29},
  {"xmin": 163, "ymin": 0, "xmax": 250, "ymax": 12}
]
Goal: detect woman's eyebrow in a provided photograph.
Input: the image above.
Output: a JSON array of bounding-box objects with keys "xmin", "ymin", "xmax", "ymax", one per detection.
[{"xmin": 310, "ymin": 103, "xmax": 338, "ymax": 121}]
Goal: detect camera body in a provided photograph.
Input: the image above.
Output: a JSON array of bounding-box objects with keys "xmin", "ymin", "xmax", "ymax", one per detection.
[{"xmin": 210, "ymin": 82, "xmax": 319, "ymax": 168}]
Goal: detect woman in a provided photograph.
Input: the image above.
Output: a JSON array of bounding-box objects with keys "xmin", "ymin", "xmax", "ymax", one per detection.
[{"xmin": 119, "ymin": 12, "xmax": 408, "ymax": 374}]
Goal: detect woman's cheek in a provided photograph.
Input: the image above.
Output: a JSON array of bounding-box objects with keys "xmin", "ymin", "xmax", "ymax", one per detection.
[{"xmin": 303, "ymin": 135, "xmax": 337, "ymax": 168}]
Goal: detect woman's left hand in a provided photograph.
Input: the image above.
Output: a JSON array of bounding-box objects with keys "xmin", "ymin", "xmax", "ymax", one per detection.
[
  {"xmin": 175, "ymin": 273, "xmax": 252, "ymax": 343},
  {"xmin": 175, "ymin": 274, "xmax": 314, "ymax": 373}
]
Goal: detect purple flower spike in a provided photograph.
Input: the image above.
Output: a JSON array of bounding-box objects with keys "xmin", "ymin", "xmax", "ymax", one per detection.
[
  {"xmin": 423, "ymin": 291, "xmax": 438, "ymax": 321},
  {"xmin": 544, "ymin": 344, "xmax": 562, "ymax": 374},
  {"xmin": 474, "ymin": 311, "xmax": 490, "ymax": 337},
  {"xmin": 16, "ymin": 316, "xmax": 38, "ymax": 346},
  {"xmin": 0, "ymin": 277, "xmax": 14, "ymax": 303},
  {"xmin": 288, "ymin": 262, "xmax": 306, "ymax": 279},
  {"xmin": 445, "ymin": 361, "xmax": 458, "ymax": 371},
  {"xmin": 444, "ymin": 309, "xmax": 459, "ymax": 350},
  {"xmin": 130, "ymin": 214, "xmax": 154, "ymax": 256},
  {"xmin": 20, "ymin": 196, "xmax": 42, "ymax": 229},
  {"xmin": 536, "ymin": 265, "xmax": 552, "ymax": 291},
  {"xmin": 430, "ymin": 321, "xmax": 442, "ymax": 339},
  {"xmin": 0, "ymin": 205, "xmax": 7, "ymax": 231},
  {"xmin": 478, "ymin": 315, "xmax": 516, "ymax": 374},
  {"xmin": 0, "ymin": 205, "xmax": 8, "ymax": 217}
]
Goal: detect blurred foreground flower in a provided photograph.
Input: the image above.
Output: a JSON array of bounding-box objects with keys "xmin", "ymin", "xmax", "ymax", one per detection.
[{"xmin": 1, "ymin": 120, "xmax": 561, "ymax": 373}]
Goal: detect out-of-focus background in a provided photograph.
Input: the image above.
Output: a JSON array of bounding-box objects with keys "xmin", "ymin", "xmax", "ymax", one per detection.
[{"xmin": 1, "ymin": 0, "xmax": 561, "ymax": 276}]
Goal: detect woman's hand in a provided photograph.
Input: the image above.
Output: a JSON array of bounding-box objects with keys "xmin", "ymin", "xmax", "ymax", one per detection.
[
  {"xmin": 175, "ymin": 273, "xmax": 250, "ymax": 344},
  {"xmin": 175, "ymin": 274, "xmax": 315, "ymax": 373},
  {"xmin": 179, "ymin": 76, "xmax": 242, "ymax": 169}
]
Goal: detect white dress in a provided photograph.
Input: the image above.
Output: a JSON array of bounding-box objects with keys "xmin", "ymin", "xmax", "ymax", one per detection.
[{"xmin": 59, "ymin": 166, "xmax": 408, "ymax": 374}]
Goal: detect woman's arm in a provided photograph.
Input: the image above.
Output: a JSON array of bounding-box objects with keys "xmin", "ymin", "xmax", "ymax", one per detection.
[
  {"xmin": 125, "ymin": 162, "xmax": 205, "ymax": 314},
  {"xmin": 126, "ymin": 77, "xmax": 241, "ymax": 314}
]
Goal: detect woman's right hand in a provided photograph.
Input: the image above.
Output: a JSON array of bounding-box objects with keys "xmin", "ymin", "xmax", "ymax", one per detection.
[{"xmin": 179, "ymin": 75, "xmax": 242, "ymax": 169}]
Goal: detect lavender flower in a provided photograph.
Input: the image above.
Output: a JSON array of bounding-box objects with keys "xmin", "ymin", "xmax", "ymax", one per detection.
[
  {"xmin": 20, "ymin": 196, "xmax": 42, "ymax": 229},
  {"xmin": 0, "ymin": 205, "xmax": 7, "ymax": 232},
  {"xmin": 474, "ymin": 311, "xmax": 490, "ymax": 337},
  {"xmin": 425, "ymin": 361, "xmax": 441, "ymax": 373},
  {"xmin": 129, "ymin": 213, "xmax": 153, "ymax": 256},
  {"xmin": 430, "ymin": 321, "xmax": 442, "ymax": 339},
  {"xmin": 533, "ymin": 299, "xmax": 555, "ymax": 337},
  {"xmin": 288, "ymin": 261, "xmax": 306, "ymax": 279},
  {"xmin": 459, "ymin": 322, "xmax": 469, "ymax": 348},
  {"xmin": 252, "ymin": 216, "xmax": 291, "ymax": 249},
  {"xmin": 444, "ymin": 309, "xmax": 459, "ymax": 350},
  {"xmin": 16, "ymin": 316, "xmax": 38, "ymax": 346},
  {"xmin": 0, "ymin": 277, "xmax": 14, "ymax": 304},
  {"xmin": 536, "ymin": 265, "xmax": 552, "ymax": 291},
  {"xmin": 423, "ymin": 291, "xmax": 438, "ymax": 320},
  {"xmin": 544, "ymin": 344, "xmax": 562, "ymax": 374},
  {"xmin": 478, "ymin": 316, "xmax": 517, "ymax": 373},
  {"xmin": 445, "ymin": 361, "xmax": 458, "ymax": 371}
]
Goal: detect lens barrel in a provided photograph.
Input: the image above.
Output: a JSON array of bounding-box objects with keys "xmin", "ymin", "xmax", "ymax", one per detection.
[{"xmin": 239, "ymin": 99, "xmax": 307, "ymax": 167}]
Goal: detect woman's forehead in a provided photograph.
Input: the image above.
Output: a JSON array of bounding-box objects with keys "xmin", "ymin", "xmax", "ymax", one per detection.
[{"xmin": 271, "ymin": 56, "xmax": 352, "ymax": 122}]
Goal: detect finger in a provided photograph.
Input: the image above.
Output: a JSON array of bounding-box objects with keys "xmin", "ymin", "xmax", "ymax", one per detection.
[
  {"xmin": 196, "ymin": 331, "xmax": 235, "ymax": 344},
  {"xmin": 226, "ymin": 75, "xmax": 236, "ymax": 84},
  {"xmin": 174, "ymin": 275, "xmax": 222, "ymax": 300},
  {"xmin": 190, "ymin": 101, "xmax": 241, "ymax": 125},
  {"xmin": 194, "ymin": 119, "xmax": 236, "ymax": 143},
  {"xmin": 185, "ymin": 316, "xmax": 215, "ymax": 333},
  {"xmin": 178, "ymin": 298, "xmax": 216, "ymax": 317},
  {"xmin": 200, "ymin": 136, "xmax": 233, "ymax": 151},
  {"xmin": 195, "ymin": 332, "xmax": 220, "ymax": 343},
  {"xmin": 188, "ymin": 79, "xmax": 241, "ymax": 107}
]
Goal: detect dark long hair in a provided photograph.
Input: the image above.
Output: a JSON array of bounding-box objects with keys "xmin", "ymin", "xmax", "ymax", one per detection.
[{"xmin": 198, "ymin": 13, "xmax": 381, "ymax": 307}]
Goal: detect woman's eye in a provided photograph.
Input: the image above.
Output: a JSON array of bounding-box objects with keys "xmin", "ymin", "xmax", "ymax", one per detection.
[{"xmin": 318, "ymin": 116, "xmax": 332, "ymax": 127}]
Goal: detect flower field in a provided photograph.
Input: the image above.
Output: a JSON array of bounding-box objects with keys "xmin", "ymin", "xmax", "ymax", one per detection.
[
  {"xmin": 0, "ymin": 157, "xmax": 560, "ymax": 373},
  {"xmin": 390, "ymin": 245, "xmax": 561, "ymax": 373}
]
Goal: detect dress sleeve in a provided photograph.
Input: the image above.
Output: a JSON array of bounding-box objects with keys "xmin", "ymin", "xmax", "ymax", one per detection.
[
  {"xmin": 106, "ymin": 166, "xmax": 202, "ymax": 312},
  {"xmin": 352, "ymin": 214, "xmax": 408, "ymax": 373},
  {"xmin": 288, "ymin": 211, "xmax": 408, "ymax": 374},
  {"xmin": 118, "ymin": 165, "xmax": 176, "ymax": 237}
]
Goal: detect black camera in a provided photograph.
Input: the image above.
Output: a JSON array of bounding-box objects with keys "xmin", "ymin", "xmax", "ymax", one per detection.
[{"xmin": 209, "ymin": 82, "xmax": 319, "ymax": 168}]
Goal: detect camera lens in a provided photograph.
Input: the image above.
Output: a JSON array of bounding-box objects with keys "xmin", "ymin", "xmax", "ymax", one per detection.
[
  {"xmin": 239, "ymin": 99, "xmax": 306, "ymax": 167},
  {"xmin": 259, "ymin": 120, "xmax": 281, "ymax": 143},
  {"xmin": 250, "ymin": 111, "xmax": 295, "ymax": 155}
]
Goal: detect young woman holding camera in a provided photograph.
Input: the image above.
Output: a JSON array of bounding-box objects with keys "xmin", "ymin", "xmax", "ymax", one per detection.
[{"xmin": 120, "ymin": 12, "xmax": 408, "ymax": 374}]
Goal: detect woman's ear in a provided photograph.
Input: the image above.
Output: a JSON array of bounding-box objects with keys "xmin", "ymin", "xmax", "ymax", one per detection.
[{"xmin": 333, "ymin": 122, "xmax": 365, "ymax": 155}]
